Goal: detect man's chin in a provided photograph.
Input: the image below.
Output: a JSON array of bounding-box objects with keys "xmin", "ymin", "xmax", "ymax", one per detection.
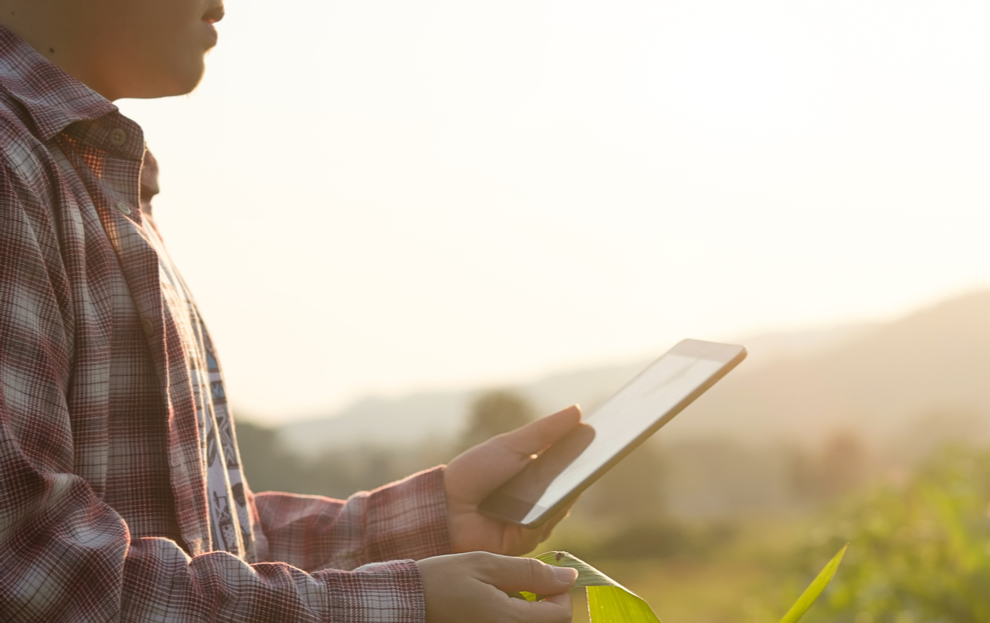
[
  {"xmin": 124, "ymin": 61, "xmax": 207, "ymax": 100},
  {"xmin": 162, "ymin": 63, "xmax": 207, "ymax": 98}
]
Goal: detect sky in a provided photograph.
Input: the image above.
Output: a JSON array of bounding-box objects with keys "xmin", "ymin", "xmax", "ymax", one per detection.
[{"xmin": 118, "ymin": 0, "xmax": 990, "ymax": 424}]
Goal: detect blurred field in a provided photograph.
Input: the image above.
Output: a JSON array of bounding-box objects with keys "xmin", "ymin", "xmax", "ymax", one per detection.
[
  {"xmin": 240, "ymin": 402, "xmax": 990, "ymax": 622},
  {"xmin": 565, "ymin": 558, "xmax": 789, "ymax": 623},
  {"xmin": 545, "ymin": 448, "xmax": 990, "ymax": 623},
  {"xmin": 548, "ymin": 517, "xmax": 816, "ymax": 623},
  {"xmin": 236, "ymin": 300, "xmax": 990, "ymax": 623}
]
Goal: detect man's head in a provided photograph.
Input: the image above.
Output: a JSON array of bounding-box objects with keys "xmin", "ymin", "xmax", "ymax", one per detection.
[{"xmin": 1, "ymin": 0, "xmax": 224, "ymax": 100}]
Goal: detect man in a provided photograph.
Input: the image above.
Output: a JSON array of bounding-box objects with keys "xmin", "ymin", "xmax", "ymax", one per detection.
[{"xmin": 0, "ymin": 0, "xmax": 581, "ymax": 621}]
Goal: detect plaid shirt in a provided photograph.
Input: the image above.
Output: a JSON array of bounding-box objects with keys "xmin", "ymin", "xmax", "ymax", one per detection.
[{"xmin": 0, "ymin": 25, "xmax": 450, "ymax": 622}]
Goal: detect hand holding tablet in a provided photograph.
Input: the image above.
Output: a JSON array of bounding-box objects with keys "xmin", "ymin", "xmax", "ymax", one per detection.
[{"xmin": 479, "ymin": 339, "xmax": 747, "ymax": 527}]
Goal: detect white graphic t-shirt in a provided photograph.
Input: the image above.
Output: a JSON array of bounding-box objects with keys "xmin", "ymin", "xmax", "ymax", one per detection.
[{"xmin": 144, "ymin": 222, "xmax": 256, "ymax": 559}]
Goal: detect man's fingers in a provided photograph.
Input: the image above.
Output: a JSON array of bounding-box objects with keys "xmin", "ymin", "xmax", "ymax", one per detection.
[
  {"xmin": 496, "ymin": 405, "xmax": 582, "ymax": 457},
  {"xmin": 540, "ymin": 591, "xmax": 572, "ymax": 609},
  {"xmin": 443, "ymin": 404, "xmax": 582, "ymax": 516},
  {"xmin": 494, "ymin": 557, "xmax": 575, "ymax": 623},
  {"xmin": 479, "ymin": 554, "xmax": 578, "ymax": 595},
  {"xmin": 420, "ymin": 553, "xmax": 574, "ymax": 623}
]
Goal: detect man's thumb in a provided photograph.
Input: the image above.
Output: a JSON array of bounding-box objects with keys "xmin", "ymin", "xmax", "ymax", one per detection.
[{"xmin": 481, "ymin": 555, "xmax": 579, "ymax": 595}]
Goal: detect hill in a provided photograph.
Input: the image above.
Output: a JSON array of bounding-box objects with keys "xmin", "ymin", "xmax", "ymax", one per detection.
[
  {"xmin": 278, "ymin": 290, "xmax": 990, "ymax": 456},
  {"xmin": 683, "ymin": 290, "xmax": 990, "ymax": 448}
]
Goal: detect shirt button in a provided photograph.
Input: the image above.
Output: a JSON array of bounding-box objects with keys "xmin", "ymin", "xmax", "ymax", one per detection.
[
  {"xmin": 110, "ymin": 128, "xmax": 127, "ymax": 147},
  {"xmin": 115, "ymin": 201, "xmax": 132, "ymax": 215},
  {"xmin": 141, "ymin": 317, "xmax": 157, "ymax": 339}
]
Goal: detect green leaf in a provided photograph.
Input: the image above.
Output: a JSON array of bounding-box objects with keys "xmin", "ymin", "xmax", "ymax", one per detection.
[
  {"xmin": 588, "ymin": 586, "xmax": 663, "ymax": 623},
  {"xmin": 777, "ymin": 545, "xmax": 848, "ymax": 623},
  {"xmin": 534, "ymin": 551, "xmax": 630, "ymax": 590},
  {"xmin": 534, "ymin": 551, "xmax": 663, "ymax": 623},
  {"xmin": 533, "ymin": 547, "xmax": 845, "ymax": 623}
]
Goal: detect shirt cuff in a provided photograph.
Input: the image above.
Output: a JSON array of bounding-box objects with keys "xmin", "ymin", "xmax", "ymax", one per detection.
[
  {"xmin": 364, "ymin": 466, "xmax": 451, "ymax": 563},
  {"xmin": 320, "ymin": 559, "xmax": 427, "ymax": 623}
]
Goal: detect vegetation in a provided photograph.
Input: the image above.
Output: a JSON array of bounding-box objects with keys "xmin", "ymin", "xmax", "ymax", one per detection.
[
  {"xmin": 544, "ymin": 447, "xmax": 990, "ymax": 623},
  {"xmin": 528, "ymin": 548, "xmax": 844, "ymax": 623},
  {"xmin": 801, "ymin": 447, "xmax": 990, "ymax": 623},
  {"xmin": 235, "ymin": 388, "xmax": 533, "ymax": 497},
  {"xmin": 236, "ymin": 394, "xmax": 990, "ymax": 622}
]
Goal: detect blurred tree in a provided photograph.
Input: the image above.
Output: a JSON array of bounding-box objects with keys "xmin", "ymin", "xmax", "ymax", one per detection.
[
  {"xmin": 579, "ymin": 438, "xmax": 666, "ymax": 521},
  {"xmin": 816, "ymin": 432, "xmax": 868, "ymax": 500},
  {"xmin": 786, "ymin": 433, "xmax": 869, "ymax": 504},
  {"xmin": 788, "ymin": 445, "xmax": 819, "ymax": 503},
  {"xmin": 459, "ymin": 389, "xmax": 535, "ymax": 450},
  {"xmin": 235, "ymin": 418, "xmax": 310, "ymax": 494},
  {"xmin": 236, "ymin": 419, "xmax": 446, "ymax": 500},
  {"xmin": 580, "ymin": 517, "xmax": 738, "ymax": 561}
]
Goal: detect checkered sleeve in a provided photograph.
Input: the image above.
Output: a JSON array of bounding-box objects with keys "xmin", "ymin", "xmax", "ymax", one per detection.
[
  {"xmin": 253, "ymin": 466, "xmax": 452, "ymax": 572},
  {"xmin": 123, "ymin": 546, "xmax": 428, "ymax": 623},
  {"xmin": 0, "ymin": 163, "xmax": 432, "ymax": 622}
]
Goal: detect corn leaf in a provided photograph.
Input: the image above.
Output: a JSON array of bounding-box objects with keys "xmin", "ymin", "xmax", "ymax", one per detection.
[
  {"xmin": 776, "ymin": 545, "xmax": 848, "ymax": 623},
  {"xmin": 534, "ymin": 547, "xmax": 845, "ymax": 623},
  {"xmin": 534, "ymin": 551, "xmax": 663, "ymax": 623},
  {"xmin": 587, "ymin": 586, "xmax": 664, "ymax": 623}
]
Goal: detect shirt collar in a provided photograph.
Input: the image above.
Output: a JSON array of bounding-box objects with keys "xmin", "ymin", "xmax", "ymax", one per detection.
[{"xmin": 0, "ymin": 24, "xmax": 117, "ymax": 141}]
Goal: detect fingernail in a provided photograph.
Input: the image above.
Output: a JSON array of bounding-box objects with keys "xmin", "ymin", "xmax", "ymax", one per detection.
[{"xmin": 553, "ymin": 567, "xmax": 579, "ymax": 583}]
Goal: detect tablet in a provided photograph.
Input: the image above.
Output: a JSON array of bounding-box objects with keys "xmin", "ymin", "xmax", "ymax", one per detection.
[{"xmin": 478, "ymin": 339, "xmax": 746, "ymax": 527}]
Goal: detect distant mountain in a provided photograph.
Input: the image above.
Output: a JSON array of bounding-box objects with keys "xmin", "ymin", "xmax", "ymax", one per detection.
[
  {"xmin": 278, "ymin": 290, "xmax": 990, "ymax": 456},
  {"xmin": 278, "ymin": 360, "xmax": 648, "ymax": 456},
  {"xmin": 679, "ymin": 290, "xmax": 990, "ymax": 448},
  {"xmin": 733, "ymin": 323, "xmax": 874, "ymax": 367},
  {"xmin": 280, "ymin": 392, "xmax": 473, "ymax": 457}
]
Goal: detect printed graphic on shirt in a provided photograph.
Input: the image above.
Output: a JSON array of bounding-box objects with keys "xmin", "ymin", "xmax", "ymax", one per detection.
[
  {"xmin": 145, "ymin": 224, "xmax": 256, "ymax": 560},
  {"xmin": 212, "ymin": 491, "xmax": 239, "ymax": 553},
  {"xmin": 204, "ymin": 331, "xmax": 256, "ymax": 552},
  {"xmin": 188, "ymin": 343, "xmax": 244, "ymax": 556}
]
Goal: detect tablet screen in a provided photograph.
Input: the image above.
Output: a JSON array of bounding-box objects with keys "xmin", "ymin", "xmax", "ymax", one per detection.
[{"xmin": 479, "ymin": 340, "xmax": 745, "ymax": 526}]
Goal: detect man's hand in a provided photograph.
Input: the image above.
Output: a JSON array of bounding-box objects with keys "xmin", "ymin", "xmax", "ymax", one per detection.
[
  {"xmin": 444, "ymin": 405, "xmax": 582, "ymax": 555},
  {"xmin": 418, "ymin": 552, "xmax": 577, "ymax": 623}
]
